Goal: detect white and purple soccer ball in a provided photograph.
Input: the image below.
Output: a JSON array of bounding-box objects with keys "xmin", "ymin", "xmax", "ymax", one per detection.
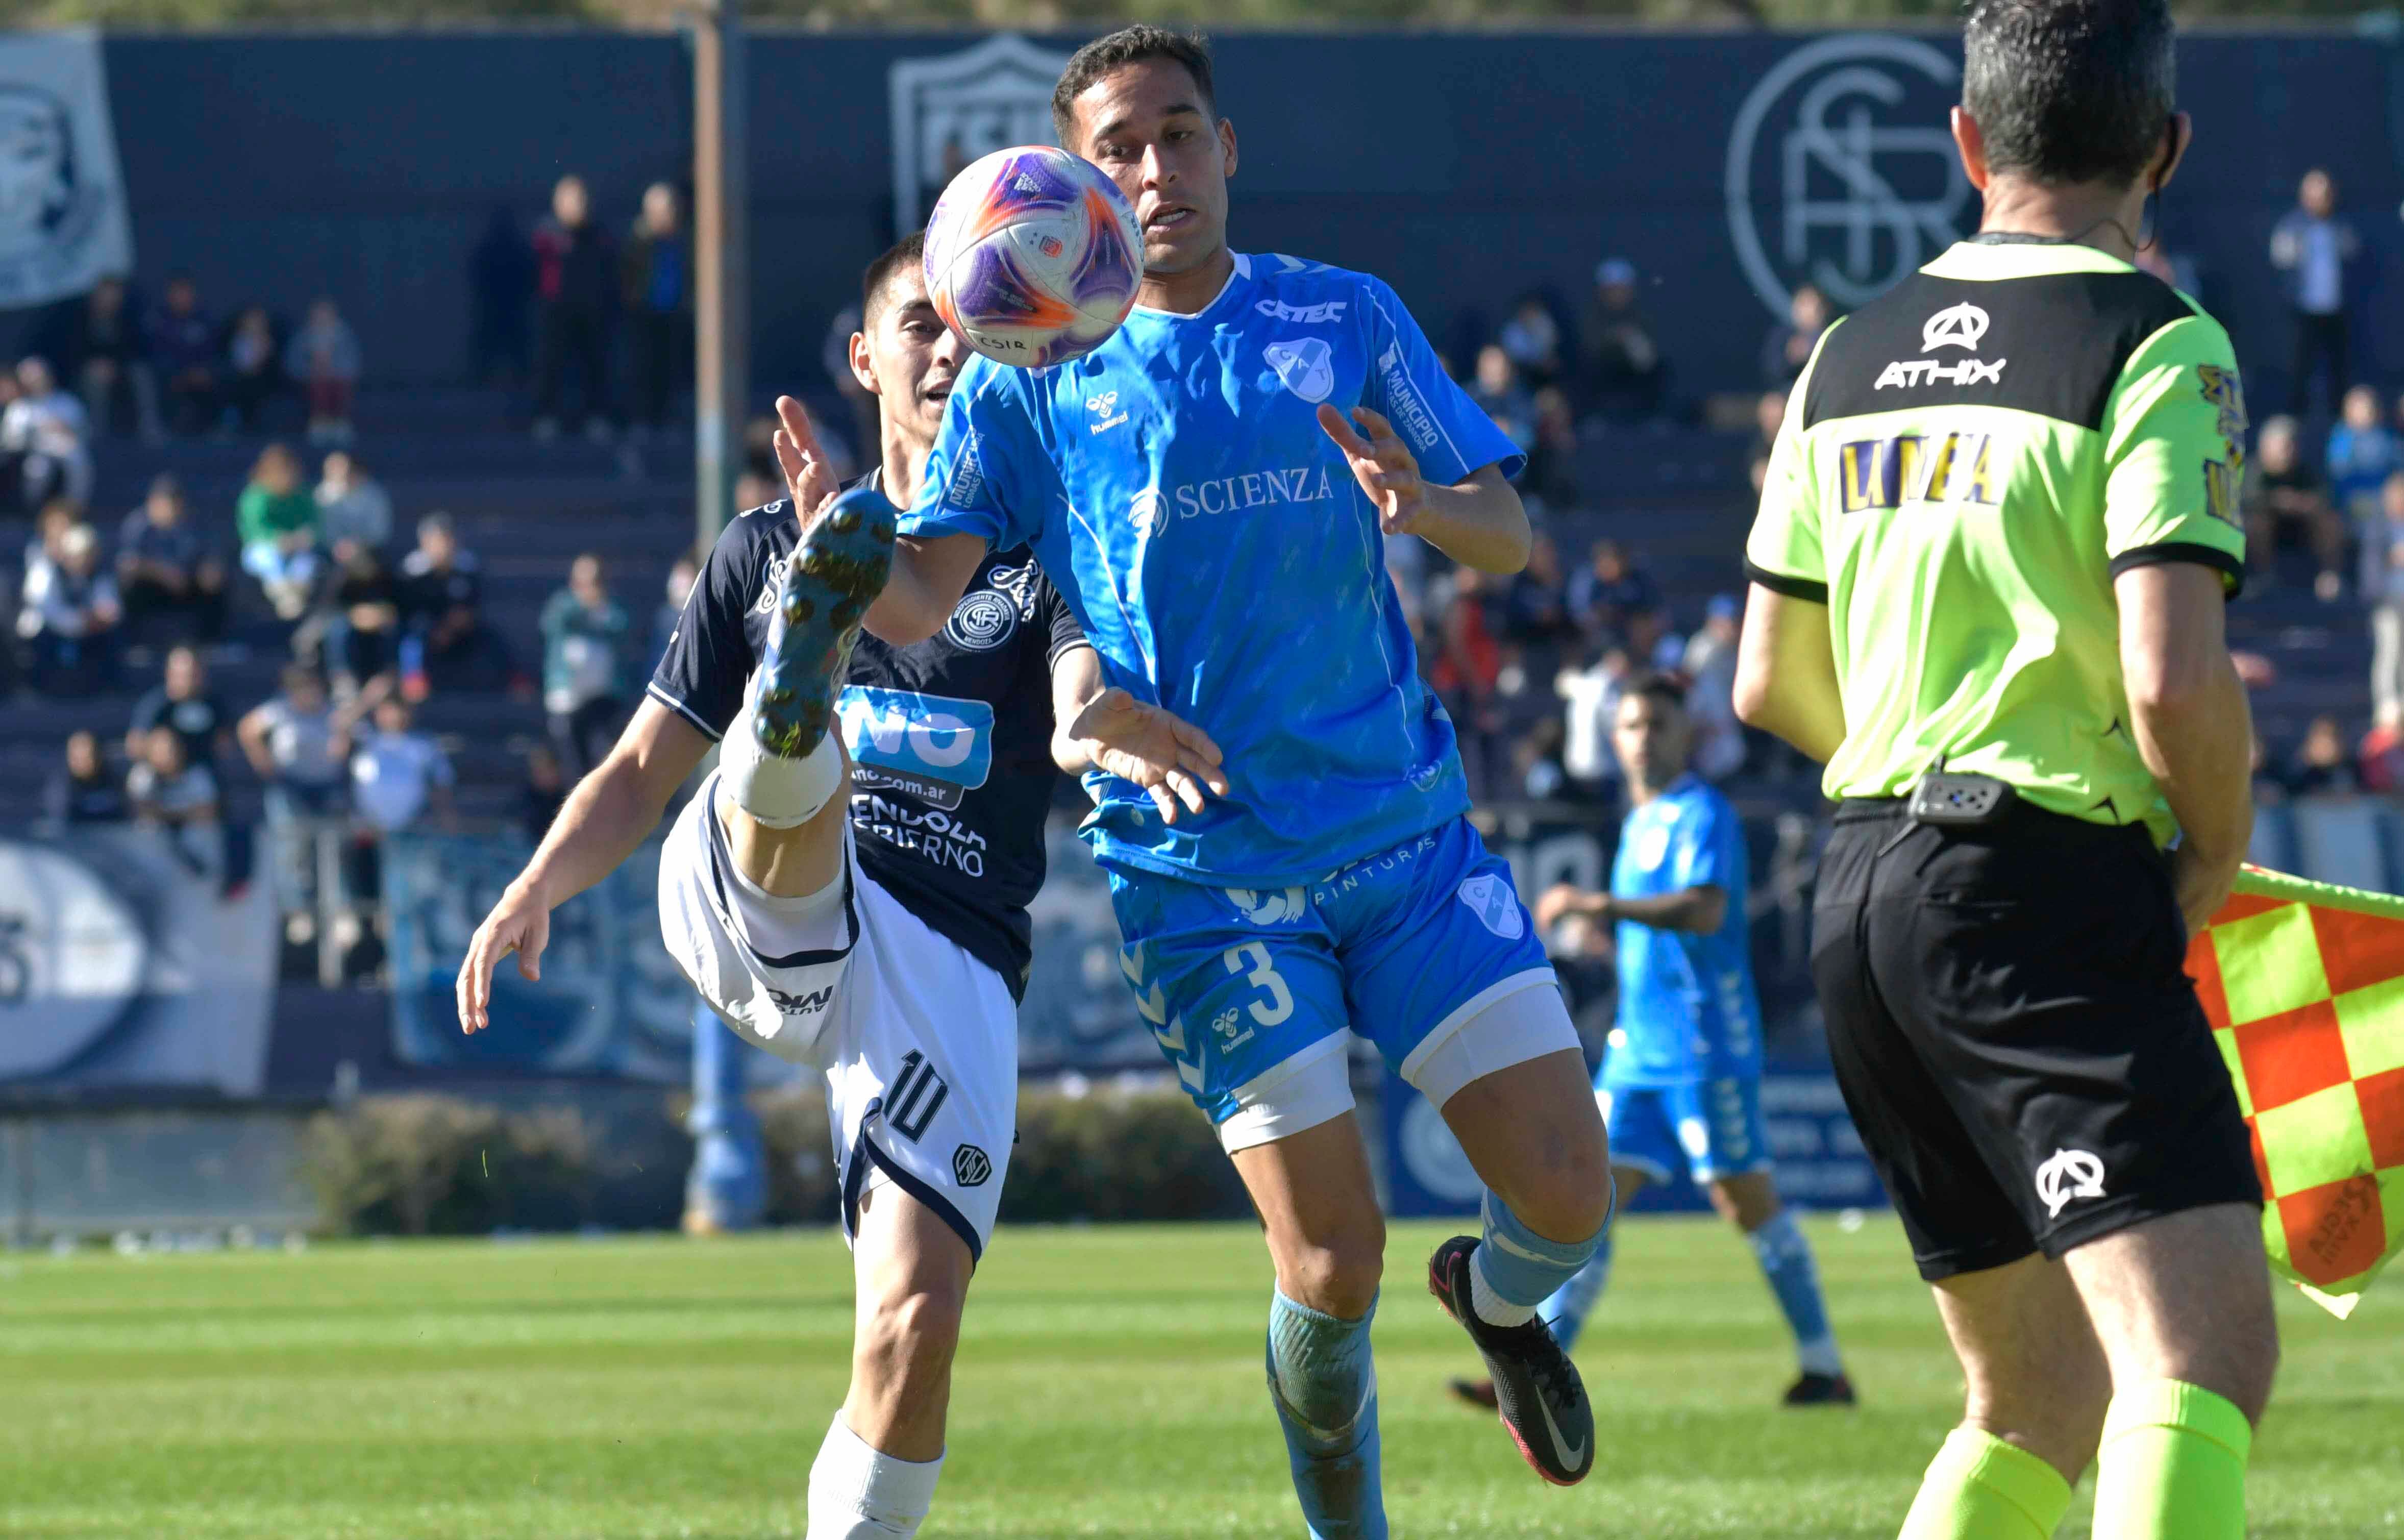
[{"xmin": 923, "ymin": 145, "xmax": 1144, "ymax": 370}]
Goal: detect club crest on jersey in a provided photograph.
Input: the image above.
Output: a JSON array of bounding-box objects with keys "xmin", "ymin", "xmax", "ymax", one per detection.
[
  {"xmin": 945, "ymin": 589, "xmax": 1018, "ymax": 651},
  {"xmin": 1263, "ymin": 337, "xmax": 1335, "ymax": 404},
  {"xmin": 1228, "ymin": 886, "xmax": 1309, "ymax": 926},
  {"xmin": 1456, "ymin": 873, "xmax": 1526, "ymax": 940},
  {"xmin": 1921, "ymin": 302, "xmax": 1989, "ymax": 352}
]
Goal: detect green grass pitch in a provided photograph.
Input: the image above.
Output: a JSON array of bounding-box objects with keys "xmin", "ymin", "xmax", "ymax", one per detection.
[{"xmin": 4, "ymin": 1215, "xmax": 2400, "ymax": 1538}]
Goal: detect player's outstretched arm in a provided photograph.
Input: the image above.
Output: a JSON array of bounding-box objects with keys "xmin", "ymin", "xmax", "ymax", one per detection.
[
  {"xmin": 456, "ymin": 699, "xmax": 710, "ymax": 1032},
  {"xmin": 1318, "ymin": 404, "xmax": 1531, "ymax": 574},
  {"xmin": 1534, "ymin": 882, "xmax": 1726, "ymax": 934},
  {"xmin": 1732, "ymin": 586, "xmax": 1845, "ymax": 763},
  {"xmin": 1050, "ymin": 645, "xmax": 1228, "ymax": 824},
  {"xmin": 769, "ymin": 394, "xmax": 984, "ymax": 647}
]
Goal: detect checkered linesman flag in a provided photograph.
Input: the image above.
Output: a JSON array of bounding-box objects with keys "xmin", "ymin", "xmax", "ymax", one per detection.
[{"xmin": 2189, "ymin": 866, "xmax": 2404, "ymax": 1318}]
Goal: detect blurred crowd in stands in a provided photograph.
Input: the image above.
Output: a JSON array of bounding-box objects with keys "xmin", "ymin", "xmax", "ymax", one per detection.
[{"xmin": 13, "ymin": 157, "xmax": 2404, "ymax": 980}]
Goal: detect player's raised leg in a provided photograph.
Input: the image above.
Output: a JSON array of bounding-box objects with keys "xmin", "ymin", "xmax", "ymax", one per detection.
[{"xmin": 1426, "ymin": 1036, "xmax": 1614, "ymax": 1486}]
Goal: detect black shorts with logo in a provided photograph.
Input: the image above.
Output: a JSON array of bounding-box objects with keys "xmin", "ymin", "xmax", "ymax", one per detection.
[{"xmin": 1810, "ymin": 797, "xmax": 2262, "ymax": 1281}]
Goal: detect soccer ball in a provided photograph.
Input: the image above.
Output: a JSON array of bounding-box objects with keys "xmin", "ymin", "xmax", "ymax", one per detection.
[{"xmin": 923, "ymin": 145, "xmax": 1144, "ymax": 369}]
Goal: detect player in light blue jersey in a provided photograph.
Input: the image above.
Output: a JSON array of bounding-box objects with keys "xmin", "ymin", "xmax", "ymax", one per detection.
[
  {"xmin": 1450, "ymin": 675, "xmax": 1852, "ymax": 1413},
  {"xmin": 776, "ymin": 24, "xmax": 1615, "ymax": 1533}
]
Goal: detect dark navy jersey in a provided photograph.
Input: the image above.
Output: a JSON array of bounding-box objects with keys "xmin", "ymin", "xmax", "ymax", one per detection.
[{"xmin": 649, "ymin": 484, "xmax": 1089, "ymax": 998}]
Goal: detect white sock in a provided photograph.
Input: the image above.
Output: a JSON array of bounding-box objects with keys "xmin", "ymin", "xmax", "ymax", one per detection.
[
  {"xmin": 721, "ymin": 693, "xmax": 843, "ymax": 829},
  {"xmin": 1470, "ymin": 1248, "xmax": 1538, "ymax": 1328},
  {"xmin": 806, "ymin": 1415, "xmax": 942, "ymax": 1540}
]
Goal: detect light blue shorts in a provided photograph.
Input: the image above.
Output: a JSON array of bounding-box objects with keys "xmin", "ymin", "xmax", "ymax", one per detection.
[
  {"xmin": 1598, "ymin": 1076, "xmax": 1772, "ymax": 1187},
  {"xmin": 1108, "ymin": 816, "xmax": 1562, "ymax": 1140}
]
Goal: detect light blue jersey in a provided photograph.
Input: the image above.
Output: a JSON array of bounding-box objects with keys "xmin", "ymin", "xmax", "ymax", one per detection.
[
  {"xmin": 903, "ymin": 253, "xmax": 1523, "ymax": 886},
  {"xmin": 1602, "ymin": 776, "xmax": 1764, "ymax": 1088}
]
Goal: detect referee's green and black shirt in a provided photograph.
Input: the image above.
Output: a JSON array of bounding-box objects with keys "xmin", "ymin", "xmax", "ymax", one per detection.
[{"xmin": 1745, "ymin": 241, "xmax": 2249, "ymax": 847}]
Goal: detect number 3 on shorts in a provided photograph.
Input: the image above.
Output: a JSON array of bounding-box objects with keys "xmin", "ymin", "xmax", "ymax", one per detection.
[{"xmin": 1222, "ymin": 941, "xmax": 1295, "ymax": 1026}]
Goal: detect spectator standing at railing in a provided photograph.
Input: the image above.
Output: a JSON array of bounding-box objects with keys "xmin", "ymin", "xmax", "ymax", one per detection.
[
  {"xmin": 1759, "ymin": 282, "xmax": 1830, "ymax": 390},
  {"xmin": 237, "ymin": 442, "xmax": 321, "ymax": 620},
  {"xmin": 517, "ymin": 742, "xmax": 568, "ymax": 841},
  {"xmin": 45, "ymin": 730, "xmax": 126, "ymax": 826},
  {"xmin": 285, "ymin": 298, "xmax": 362, "ymax": 446},
  {"xmin": 127, "ymin": 643, "xmax": 231, "ymax": 776},
  {"xmin": 2362, "ymin": 471, "xmax": 2404, "ymax": 724},
  {"xmin": 621, "ymin": 182, "xmax": 687, "ymax": 438},
  {"xmin": 152, "ymin": 275, "xmax": 218, "ymax": 436},
  {"xmin": 2244, "ymin": 415, "xmax": 2344, "ymax": 601},
  {"xmin": 2327, "ymin": 385, "xmax": 2397, "ymax": 525},
  {"xmin": 531, "ymin": 173, "xmax": 619, "ymax": 443},
  {"xmin": 349, "ymin": 697, "xmax": 454, "ymax": 836},
  {"xmin": 15, "ymin": 521, "xmax": 118, "ymax": 696},
  {"xmin": 1555, "ymin": 641, "xmax": 1633, "ymax": 803},
  {"xmin": 1502, "ymin": 531, "xmax": 1578, "ymax": 683},
  {"xmin": 540, "ymin": 552, "xmax": 634, "ymax": 778},
  {"xmin": 1430, "ymin": 565, "xmax": 1508, "ymax": 802},
  {"xmin": 1681, "ymin": 594, "xmax": 1747, "ymax": 781},
  {"xmin": 2269, "ymin": 169, "xmax": 2360, "ymax": 416},
  {"xmin": 116, "ymin": 474, "xmax": 224, "ymax": 645},
  {"xmin": 320, "ymin": 541, "xmax": 402, "ymax": 705},
  {"xmin": 1468, "ymin": 343, "xmax": 1536, "ymax": 455},
  {"xmin": 1520, "ymin": 387, "xmax": 1582, "ymax": 515},
  {"xmin": 240, "ymin": 666, "xmax": 354, "ymax": 910},
  {"xmin": 61, "ymin": 276, "xmax": 161, "ymax": 442},
  {"xmin": 3, "ymin": 357, "xmax": 91, "ymax": 511},
  {"xmin": 314, "ymin": 451, "xmax": 392, "ymax": 562}
]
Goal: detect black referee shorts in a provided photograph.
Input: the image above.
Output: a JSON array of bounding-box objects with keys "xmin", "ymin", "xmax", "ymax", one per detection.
[{"xmin": 1811, "ymin": 797, "xmax": 2261, "ymax": 1281}]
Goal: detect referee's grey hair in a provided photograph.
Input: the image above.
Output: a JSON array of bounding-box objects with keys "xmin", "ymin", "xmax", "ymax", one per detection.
[{"xmin": 1963, "ymin": 0, "xmax": 2175, "ymax": 188}]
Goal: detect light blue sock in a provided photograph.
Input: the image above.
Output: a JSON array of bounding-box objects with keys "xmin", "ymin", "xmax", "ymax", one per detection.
[
  {"xmin": 1538, "ymin": 1230, "xmax": 1614, "ymax": 1356},
  {"xmin": 1747, "ymin": 1210, "xmax": 1843, "ymax": 1377},
  {"xmin": 1266, "ymin": 1289, "xmax": 1386, "ymax": 1539},
  {"xmin": 1470, "ymin": 1186, "xmax": 1610, "ymax": 1326}
]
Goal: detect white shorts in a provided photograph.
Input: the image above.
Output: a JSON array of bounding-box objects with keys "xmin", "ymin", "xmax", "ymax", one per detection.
[{"xmin": 658, "ymin": 775, "xmax": 1017, "ymax": 1260}]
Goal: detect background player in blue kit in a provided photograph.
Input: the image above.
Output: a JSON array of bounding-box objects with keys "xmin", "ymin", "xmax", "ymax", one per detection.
[
  {"xmin": 780, "ymin": 23, "xmax": 1617, "ymax": 1534},
  {"xmin": 1448, "ymin": 675, "xmax": 1850, "ymax": 1413}
]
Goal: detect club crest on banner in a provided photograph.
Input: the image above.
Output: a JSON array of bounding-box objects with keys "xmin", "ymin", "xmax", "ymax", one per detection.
[
  {"xmin": 0, "ymin": 35, "xmax": 132, "ymax": 309},
  {"xmin": 889, "ymin": 34, "xmax": 1074, "ymax": 239},
  {"xmin": 1724, "ymin": 34, "xmax": 1973, "ymax": 319}
]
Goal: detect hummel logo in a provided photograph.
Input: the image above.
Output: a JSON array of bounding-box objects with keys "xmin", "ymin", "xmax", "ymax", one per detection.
[{"xmin": 1086, "ymin": 389, "xmax": 1128, "ymax": 434}]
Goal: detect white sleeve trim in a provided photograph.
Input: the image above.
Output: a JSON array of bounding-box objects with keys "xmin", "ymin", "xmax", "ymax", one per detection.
[{"xmin": 647, "ymin": 681, "xmax": 724, "ymax": 742}]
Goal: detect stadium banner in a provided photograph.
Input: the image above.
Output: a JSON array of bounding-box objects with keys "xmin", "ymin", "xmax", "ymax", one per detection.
[
  {"xmin": 0, "ymin": 31, "xmax": 133, "ymax": 310},
  {"xmin": 0, "ymin": 827, "xmax": 275, "ymax": 1096},
  {"xmin": 1383, "ymin": 1055, "xmax": 1885, "ymax": 1219},
  {"xmin": 384, "ymin": 833, "xmax": 700, "ymax": 1081},
  {"xmin": 2191, "ymin": 866, "xmax": 2404, "ymax": 1319}
]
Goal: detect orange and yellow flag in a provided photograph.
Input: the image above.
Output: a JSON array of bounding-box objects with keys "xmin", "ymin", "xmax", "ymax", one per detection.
[{"xmin": 2189, "ymin": 866, "xmax": 2404, "ymax": 1318}]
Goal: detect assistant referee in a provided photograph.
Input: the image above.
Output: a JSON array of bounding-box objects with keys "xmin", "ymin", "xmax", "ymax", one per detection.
[{"xmin": 1732, "ymin": 2, "xmax": 2275, "ymax": 1536}]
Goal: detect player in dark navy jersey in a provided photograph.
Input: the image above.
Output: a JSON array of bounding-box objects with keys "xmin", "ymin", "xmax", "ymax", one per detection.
[{"xmin": 456, "ymin": 234, "xmax": 1221, "ymax": 1540}]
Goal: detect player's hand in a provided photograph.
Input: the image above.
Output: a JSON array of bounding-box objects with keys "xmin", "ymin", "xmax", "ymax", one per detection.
[
  {"xmin": 456, "ymin": 881, "xmax": 553, "ymax": 1034},
  {"xmin": 1070, "ymin": 687, "xmax": 1230, "ymax": 824},
  {"xmin": 1318, "ymin": 404, "xmax": 1427, "ymax": 536},
  {"xmin": 2170, "ymin": 842, "xmax": 2244, "ymax": 938},
  {"xmin": 771, "ymin": 394, "xmax": 844, "ymax": 532},
  {"xmin": 1534, "ymin": 883, "xmax": 1601, "ymax": 931}
]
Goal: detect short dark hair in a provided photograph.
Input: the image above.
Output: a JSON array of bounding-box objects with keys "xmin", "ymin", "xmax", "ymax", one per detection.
[
  {"xmin": 1051, "ymin": 26, "xmax": 1217, "ymax": 147},
  {"xmin": 1963, "ymin": 0, "xmax": 2175, "ymax": 187},
  {"xmin": 1624, "ymin": 673, "xmax": 1689, "ymax": 715},
  {"xmin": 861, "ymin": 232, "xmax": 925, "ymax": 327}
]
